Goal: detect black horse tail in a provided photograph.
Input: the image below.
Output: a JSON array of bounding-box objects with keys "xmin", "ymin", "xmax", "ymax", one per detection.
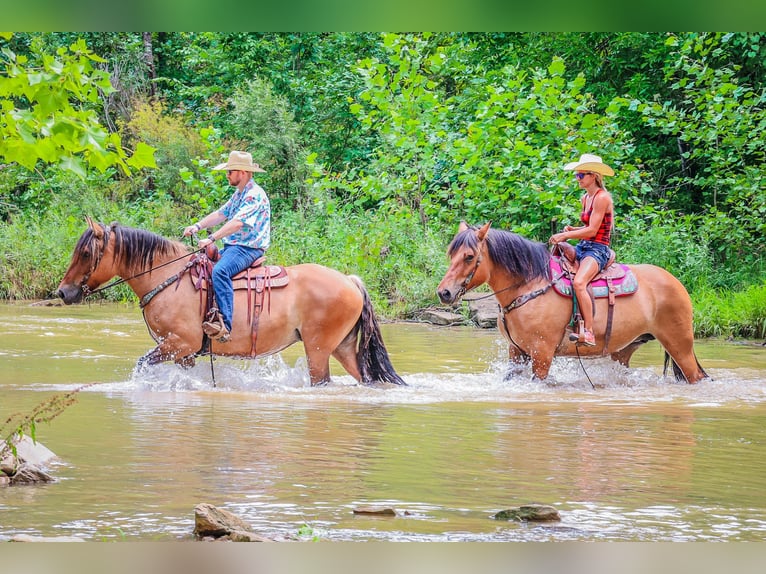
[
  {"xmin": 349, "ymin": 276, "xmax": 406, "ymax": 386},
  {"xmin": 663, "ymin": 351, "xmax": 709, "ymax": 383}
]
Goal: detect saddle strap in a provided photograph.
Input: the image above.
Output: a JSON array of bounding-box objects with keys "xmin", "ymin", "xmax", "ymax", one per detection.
[
  {"xmin": 250, "ymin": 275, "xmax": 274, "ymax": 356},
  {"xmin": 602, "ymin": 277, "xmax": 616, "ymax": 354}
]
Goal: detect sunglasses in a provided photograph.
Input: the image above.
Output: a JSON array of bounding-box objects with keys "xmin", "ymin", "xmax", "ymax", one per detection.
[
  {"xmin": 226, "ymin": 170, "xmax": 238, "ymax": 175},
  {"xmin": 574, "ymin": 172, "xmax": 594, "ymax": 180}
]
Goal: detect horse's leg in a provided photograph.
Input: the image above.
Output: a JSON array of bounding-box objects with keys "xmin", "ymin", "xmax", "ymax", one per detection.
[
  {"xmin": 302, "ymin": 341, "xmax": 333, "ymax": 386},
  {"xmin": 331, "ymin": 329, "xmax": 362, "ymax": 382},
  {"xmin": 654, "ymin": 332, "xmax": 707, "ymax": 383},
  {"xmin": 136, "ymin": 340, "xmax": 198, "ymax": 372},
  {"xmin": 530, "ymin": 354, "xmax": 554, "ymax": 380},
  {"xmin": 504, "ymin": 345, "xmax": 530, "ymax": 380},
  {"xmin": 610, "ymin": 334, "xmax": 655, "ymax": 367},
  {"xmin": 135, "ymin": 346, "xmax": 168, "ymax": 372}
]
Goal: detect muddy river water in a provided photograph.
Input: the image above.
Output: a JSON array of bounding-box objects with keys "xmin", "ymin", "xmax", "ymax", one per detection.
[{"xmin": 1, "ymin": 301, "xmax": 765, "ymax": 541}]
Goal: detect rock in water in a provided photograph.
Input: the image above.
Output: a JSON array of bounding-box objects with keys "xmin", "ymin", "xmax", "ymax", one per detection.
[
  {"xmin": 194, "ymin": 503, "xmax": 253, "ymax": 538},
  {"xmin": 492, "ymin": 504, "xmax": 561, "ymax": 522}
]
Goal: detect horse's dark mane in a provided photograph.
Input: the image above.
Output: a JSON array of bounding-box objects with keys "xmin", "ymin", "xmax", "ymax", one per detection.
[
  {"xmin": 79, "ymin": 223, "xmax": 188, "ymax": 275},
  {"xmin": 448, "ymin": 226, "xmax": 551, "ymax": 282}
]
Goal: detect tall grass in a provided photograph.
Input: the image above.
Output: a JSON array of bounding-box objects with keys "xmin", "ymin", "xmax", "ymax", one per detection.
[{"xmin": 693, "ymin": 283, "xmax": 766, "ymax": 339}]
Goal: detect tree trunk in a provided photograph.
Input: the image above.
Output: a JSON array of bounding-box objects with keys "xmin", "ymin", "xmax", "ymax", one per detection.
[{"xmin": 143, "ymin": 32, "xmax": 157, "ymax": 99}]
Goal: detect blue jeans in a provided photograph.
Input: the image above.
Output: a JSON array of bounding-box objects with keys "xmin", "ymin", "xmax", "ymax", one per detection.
[
  {"xmin": 575, "ymin": 240, "xmax": 610, "ymax": 272},
  {"xmin": 211, "ymin": 245, "xmax": 264, "ymax": 331}
]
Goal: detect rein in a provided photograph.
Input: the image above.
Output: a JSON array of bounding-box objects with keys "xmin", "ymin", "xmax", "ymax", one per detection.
[{"xmin": 83, "ymin": 245, "xmax": 204, "ymax": 299}]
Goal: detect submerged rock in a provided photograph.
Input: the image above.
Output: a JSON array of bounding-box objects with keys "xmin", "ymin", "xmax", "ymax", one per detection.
[
  {"xmin": 12, "ymin": 435, "xmax": 58, "ymax": 466},
  {"xmin": 194, "ymin": 503, "xmax": 253, "ymax": 538},
  {"xmin": 353, "ymin": 506, "xmax": 397, "ymax": 516},
  {"xmin": 492, "ymin": 504, "xmax": 561, "ymax": 522}
]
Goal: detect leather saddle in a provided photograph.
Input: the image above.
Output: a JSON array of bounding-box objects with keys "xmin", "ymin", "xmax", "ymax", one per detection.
[
  {"xmin": 192, "ymin": 245, "xmax": 289, "ymax": 291},
  {"xmin": 549, "ymin": 242, "xmax": 638, "ymax": 301},
  {"xmin": 188, "ymin": 245, "xmax": 289, "ymax": 356},
  {"xmin": 549, "ymin": 242, "xmax": 639, "ymax": 353}
]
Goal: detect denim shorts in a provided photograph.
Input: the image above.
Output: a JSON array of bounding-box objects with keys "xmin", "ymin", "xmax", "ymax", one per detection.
[{"xmin": 575, "ymin": 240, "xmax": 611, "ymax": 272}]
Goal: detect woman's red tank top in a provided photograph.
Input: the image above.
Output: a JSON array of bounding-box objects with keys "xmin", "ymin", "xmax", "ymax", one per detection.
[{"xmin": 580, "ymin": 189, "xmax": 612, "ymax": 245}]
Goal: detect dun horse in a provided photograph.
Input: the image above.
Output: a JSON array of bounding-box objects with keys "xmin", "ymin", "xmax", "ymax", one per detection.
[
  {"xmin": 437, "ymin": 222, "xmax": 707, "ymax": 383},
  {"xmin": 57, "ymin": 219, "xmax": 405, "ymax": 386}
]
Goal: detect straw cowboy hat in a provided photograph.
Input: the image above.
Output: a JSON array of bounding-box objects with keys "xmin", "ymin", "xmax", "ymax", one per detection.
[
  {"xmin": 213, "ymin": 151, "xmax": 266, "ymax": 173},
  {"xmin": 563, "ymin": 153, "xmax": 614, "ymax": 176}
]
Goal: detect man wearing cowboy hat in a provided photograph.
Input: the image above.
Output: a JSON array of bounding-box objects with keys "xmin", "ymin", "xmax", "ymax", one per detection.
[{"xmin": 183, "ymin": 151, "xmax": 270, "ymax": 343}]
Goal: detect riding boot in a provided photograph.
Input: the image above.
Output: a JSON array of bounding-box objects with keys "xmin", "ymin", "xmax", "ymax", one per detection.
[{"xmin": 202, "ymin": 308, "xmax": 226, "ymax": 337}]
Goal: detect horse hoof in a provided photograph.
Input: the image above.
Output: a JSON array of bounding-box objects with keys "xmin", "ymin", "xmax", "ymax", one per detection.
[{"xmin": 177, "ymin": 356, "xmax": 196, "ymax": 369}]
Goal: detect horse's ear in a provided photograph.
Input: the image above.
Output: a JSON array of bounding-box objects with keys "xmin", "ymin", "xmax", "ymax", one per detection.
[
  {"xmin": 477, "ymin": 221, "xmax": 492, "ymax": 241},
  {"xmin": 86, "ymin": 216, "xmax": 103, "ymax": 239},
  {"xmin": 458, "ymin": 221, "xmax": 469, "ymax": 233}
]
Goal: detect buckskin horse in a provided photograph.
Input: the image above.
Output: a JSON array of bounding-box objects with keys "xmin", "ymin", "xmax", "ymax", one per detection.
[
  {"xmin": 57, "ymin": 219, "xmax": 405, "ymax": 386},
  {"xmin": 437, "ymin": 222, "xmax": 707, "ymax": 383}
]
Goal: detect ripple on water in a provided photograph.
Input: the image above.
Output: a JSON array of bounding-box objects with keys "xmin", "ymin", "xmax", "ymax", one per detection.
[{"xmin": 27, "ymin": 350, "xmax": 760, "ymax": 410}]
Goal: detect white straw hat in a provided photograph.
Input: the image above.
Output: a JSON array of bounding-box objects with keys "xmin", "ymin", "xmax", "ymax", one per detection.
[
  {"xmin": 563, "ymin": 153, "xmax": 614, "ymax": 176},
  {"xmin": 213, "ymin": 151, "xmax": 266, "ymax": 173}
]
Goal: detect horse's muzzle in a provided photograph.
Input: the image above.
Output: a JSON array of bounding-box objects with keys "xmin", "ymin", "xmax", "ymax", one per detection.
[
  {"xmin": 57, "ymin": 284, "xmax": 84, "ymax": 305},
  {"xmin": 437, "ymin": 287, "xmax": 461, "ymax": 305}
]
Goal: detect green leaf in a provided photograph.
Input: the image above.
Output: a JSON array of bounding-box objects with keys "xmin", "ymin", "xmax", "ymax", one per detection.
[
  {"xmin": 59, "ymin": 156, "xmax": 86, "ymax": 178},
  {"xmin": 548, "ymin": 58, "xmax": 566, "ymax": 77},
  {"xmin": 126, "ymin": 141, "xmax": 157, "ymax": 169}
]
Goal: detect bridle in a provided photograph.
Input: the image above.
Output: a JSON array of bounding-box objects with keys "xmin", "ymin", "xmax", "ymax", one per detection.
[
  {"xmin": 455, "ymin": 241, "xmax": 484, "ymax": 301},
  {"xmin": 79, "ymin": 225, "xmax": 110, "ymax": 297}
]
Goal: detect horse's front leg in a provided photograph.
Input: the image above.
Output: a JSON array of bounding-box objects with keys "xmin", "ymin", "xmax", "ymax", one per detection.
[
  {"xmin": 530, "ymin": 353, "xmax": 554, "ymax": 380},
  {"xmin": 521, "ymin": 339, "xmax": 557, "ymax": 380},
  {"xmin": 135, "ymin": 346, "xmax": 167, "ymax": 373},
  {"xmin": 504, "ymin": 345, "xmax": 530, "ymax": 380}
]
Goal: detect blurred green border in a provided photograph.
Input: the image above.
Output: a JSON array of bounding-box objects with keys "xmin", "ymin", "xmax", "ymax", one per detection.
[{"xmin": 1, "ymin": 0, "xmax": 764, "ymax": 31}]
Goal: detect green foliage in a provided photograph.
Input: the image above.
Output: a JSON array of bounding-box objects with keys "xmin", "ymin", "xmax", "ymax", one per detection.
[
  {"xmin": 627, "ymin": 33, "xmax": 766, "ymax": 211},
  {"xmin": 320, "ymin": 34, "xmax": 644, "ymax": 239},
  {"xmin": 296, "ymin": 523, "xmax": 321, "ymax": 542},
  {"xmin": 226, "ymin": 78, "xmax": 308, "ymax": 211},
  {"xmin": 0, "ymin": 34, "xmax": 156, "ymax": 177},
  {"xmin": 270, "ymin": 206, "xmax": 449, "ymax": 316},
  {"xmin": 616, "ymin": 208, "xmax": 715, "ymax": 293},
  {"xmin": 692, "ymin": 283, "xmax": 766, "ymax": 339},
  {"xmin": 118, "ymin": 97, "xmax": 206, "ymax": 200}
]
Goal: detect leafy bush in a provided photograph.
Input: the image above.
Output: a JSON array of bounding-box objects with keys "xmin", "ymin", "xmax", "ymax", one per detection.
[
  {"xmin": 226, "ymin": 78, "xmax": 309, "ymax": 212},
  {"xmin": 270, "ymin": 206, "xmax": 449, "ymax": 316},
  {"xmin": 118, "ymin": 97, "xmax": 207, "ymax": 200}
]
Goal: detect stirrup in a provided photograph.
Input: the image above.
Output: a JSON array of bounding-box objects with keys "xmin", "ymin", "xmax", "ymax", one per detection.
[
  {"xmin": 202, "ymin": 308, "xmax": 226, "ymax": 337},
  {"xmin": 569, "ymin": 318, "xmax": 584, "ymax": 342}
]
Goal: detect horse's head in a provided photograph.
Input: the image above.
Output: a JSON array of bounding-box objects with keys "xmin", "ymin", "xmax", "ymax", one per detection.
[
  {"xmin": 57, "ymin": 217, "xmax": 114, "ymax": 304},
  {"xmin": 437, "ymin": 222, "xmax": 492, "ymax": 305}
]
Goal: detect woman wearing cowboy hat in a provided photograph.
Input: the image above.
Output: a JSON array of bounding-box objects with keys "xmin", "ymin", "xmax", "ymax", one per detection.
[
  {"xmin": 183, "ymin": 151, "xmax": 270, "ymax": 343},
  {"xmin": 549, "ymin": 153, "xmax": 615, "ymax": 347}
]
